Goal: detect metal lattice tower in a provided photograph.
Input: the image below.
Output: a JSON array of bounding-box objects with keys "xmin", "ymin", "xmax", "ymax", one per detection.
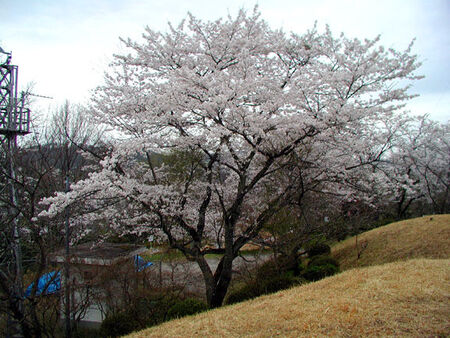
[
  {"xmin": 0, "ymin": 47, "xmax": 29, "ymax": 337},
  {"xmin": 0, "ymin": 49, "xmax": 30, "ymax": 136}
]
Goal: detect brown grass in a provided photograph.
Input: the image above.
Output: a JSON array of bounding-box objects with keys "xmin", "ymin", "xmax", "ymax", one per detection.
[
  {"xmin": 127, "ymin": 258, "xmax": 450, "ymax": 337},
  {"xmin": 126, "ymin": 215, "xmax": 450, "ymax": 337},
  {"xmin": 332, "ymin": 214, "xmax": 450, "ymax": 271}
]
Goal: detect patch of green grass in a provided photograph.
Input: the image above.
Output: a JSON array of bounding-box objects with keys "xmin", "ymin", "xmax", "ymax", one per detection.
[
  {"xmin": 144, "ymin": 250, "xmax": 185, "ymax": 262},
  {"xmin": 142, "ymin": 248, "xmax": 270, "ymax": 262},
  {"xmin": 239, "ymin": 249, "xmax": 272, "ymax": 256}
]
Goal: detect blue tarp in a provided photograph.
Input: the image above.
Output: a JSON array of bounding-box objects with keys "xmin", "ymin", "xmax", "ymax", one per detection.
[
  {"xmin": 135, "ymin": 255, "xmax": 153, "ymax": 272},
  {"xmin": 25, "ymin": 256, "xmax": 152, "ymax": 298},
  {"xmin": 24, "ymin": 271, "xmax": 61, "ymax": 297}
]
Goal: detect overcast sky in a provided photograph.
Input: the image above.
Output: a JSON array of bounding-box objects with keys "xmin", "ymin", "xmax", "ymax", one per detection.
[{"xmin": 1, "ymin": 0, "xmax": 449, "ymax": 122}]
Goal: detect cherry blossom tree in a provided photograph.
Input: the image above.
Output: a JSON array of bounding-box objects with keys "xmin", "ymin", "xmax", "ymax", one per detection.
[
  {"xmin": 406, "ymin": 117, "xmax": 449, "ymax": 213},
  {"xmin": 41, "ymin": 8, "xmax": 422, "ymax": 307},
  {"xmin": 381, "ymin": 116, "xmax": 449, "ymax": 216},
  {"xmin": 348, "ymin": 113, "xmax": 450, "ymax": 222}
]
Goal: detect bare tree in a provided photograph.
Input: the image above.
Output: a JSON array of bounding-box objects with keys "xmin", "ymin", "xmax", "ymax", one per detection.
[{"xmin": 0, "ymin": 102, "xmax": 106, "ymax": 337}]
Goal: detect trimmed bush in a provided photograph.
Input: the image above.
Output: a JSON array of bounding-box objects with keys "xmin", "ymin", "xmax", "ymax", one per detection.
[
  {"xmin": 225, "ymin": 282, "xmax": 261, "ymax": 305},
  {"xmin": 277, "ymin": 255, "xmax": 299, "ymax": 273},
  {"xmin": 308, "ymin": 255, "xmax": 339, "ymax": 268},
  {"xmin": 73, "ymin": 327, "xmax": 103, "ymax": 338},
  {"xmin": 226, "ymin": 273, "xmax": 303, "ymax": 305},
  {"xmin": 302, "ymin": 255, "xmax": 339, "ymax": 281},
  {"xmin": 307, "ymin": 243, "xmax": 331, "ymax": 257},
  {"xmin": 136, "ymin": 295, "xmax": 178, "ymax": 325},
  {"xmin": 167, "ymin": 298, "xmax": 207, "ymax": 319},
  {"xmin": 256, "ymin": 255, "xmax": 302, "ymax": 279},
  {"xmin": 297, "ymin": 261, "xmax": 306, "ymax": 274},
  {"xmin": 260, "ymin": 274, "xmax": 302, "ymax": 294},
  {"xmin": 100, "ymin": 310, "xmax": 141, "ymax": 337},
  {"xmin": 255, "ymin": 259, "xmax": 280, "ymax": 280},
  {"xmin": 100, "ymin": 294, "xmax": 180, "ymax": 336},
  {"xmin": 302, "ymin": 263, "xmax": 339, "ymax": 281}
]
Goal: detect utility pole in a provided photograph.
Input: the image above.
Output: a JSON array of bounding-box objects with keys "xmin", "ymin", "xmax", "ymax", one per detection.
[{"xmin": 0, "ymin": 48, "xmax": 31, "ymax": 336}]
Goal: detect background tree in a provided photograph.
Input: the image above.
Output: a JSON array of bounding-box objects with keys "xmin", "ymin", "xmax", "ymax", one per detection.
[
  {"xmin": 398, "ymin": 116, "xmax": 449, "ymax": 214},
  {"xmin": 362, "ymin": 115, "xmax": 450, "ymax": 220},
  {"xmin": 42, "ymin": 8, "xmax": 422, "ymax": 307},
  {"xmin": 0, "ymin": 102, "xmax": 105, "ymax": 337}
]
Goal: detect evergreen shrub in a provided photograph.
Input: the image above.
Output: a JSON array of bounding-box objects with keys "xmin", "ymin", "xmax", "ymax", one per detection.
[
  {"xmin": 307, "ymin": 243, "xmax": 331, "ymax": 257},
  {"xmin": 302, "ymin": 255, "xmax": 340, "ymax": 281},
  {"xmin": 167, "ymin": 298, "xmax": 208, "ymax": 319},
  {"xmin": 259, "ymin": 273, "xmax": 302, "ymax": 294},
  {"xmin": 100, "ymin": 310, "xmax": 140, "ymax": 337},
  {"xmin": 225, "ymin": 282, "xmax": 261, "ymax": 305},
  {"xmin": 308, "ymin": 255, "xmax": 339, "ymax": 267}
]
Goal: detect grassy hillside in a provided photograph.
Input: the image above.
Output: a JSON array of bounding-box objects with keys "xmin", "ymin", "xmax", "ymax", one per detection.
[
  {"xmin": 128, "ymin": 258, "xmax": 449, "ymax": 337},
  {"xmin": 332, "ymin": 214, "xmax": 450, "ymax": 271},
  {"xmin": 126, "ymin": 215, "xmax": 450, "ymax": 337}
]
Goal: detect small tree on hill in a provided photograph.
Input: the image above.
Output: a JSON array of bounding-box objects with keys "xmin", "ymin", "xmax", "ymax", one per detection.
[{"xmin": 41, "ymin": 8, "xmax": 421, "ymax": 307}]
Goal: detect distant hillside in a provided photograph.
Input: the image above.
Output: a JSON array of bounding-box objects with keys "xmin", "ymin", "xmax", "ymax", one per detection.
[
  {"xmin": 128, "ymin": 258, "xmax": 450, "ymax": 337},
  {"xmin": 332, "ymin": 214, "xmax": 450, "ymax": 271}
]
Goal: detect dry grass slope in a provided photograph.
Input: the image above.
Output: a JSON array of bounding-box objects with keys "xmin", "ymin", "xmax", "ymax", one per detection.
[
  {"xmin": 332, "ymin": 214, "xmax": 450, "ymax": 271},
  {"xmin": 128, "ymin": 259, "xmax": 450, "ymax": 337},
  {"xmin": 127, "ymin": 215, "xmax": 450, "ymax": 337}
]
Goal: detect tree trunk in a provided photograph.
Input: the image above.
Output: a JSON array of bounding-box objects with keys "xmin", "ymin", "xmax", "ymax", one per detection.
[
  {"xmin": 209, "ymin": 256, "xmax": 234, "ymax": 308},
  {"xmin": 195, "ymin": 256, "xmax": 216, "ymax": 307},
  {"xmin": 196, "ymin": 253, "xmax": 234, "ymax": 308}
]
